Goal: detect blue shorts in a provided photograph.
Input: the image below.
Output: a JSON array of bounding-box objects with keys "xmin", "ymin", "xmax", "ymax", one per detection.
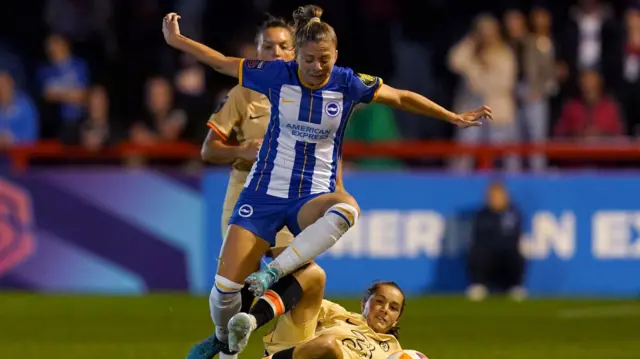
[{"xmin": 229, "ymin": 188, "xmax": 326, "ymax": 246}]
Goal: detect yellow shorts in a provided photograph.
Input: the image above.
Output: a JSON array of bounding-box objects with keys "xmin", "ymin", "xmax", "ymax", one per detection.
[
  {"xmin": 222, "ymin": 169, "xmax": 294, "ymax": 252},
  {"xmin": 263, "ymin": 312, "xmax": 320, "ymax": 355},
  {"xmin": 263, "ymin": 314, "xmax": 361, "ymax": 359}
]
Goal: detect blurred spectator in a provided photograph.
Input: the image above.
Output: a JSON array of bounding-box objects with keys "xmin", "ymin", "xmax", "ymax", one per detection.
[
  {"xmin": 130, "ymin": 77, "xmax": 187, "ymax": 145},
  {"xmin": 558, "ymin": 0, "xmax": 621, "ymax": 91},
  {"xmin": 176, "ymin": 0, "xmax": 206, "ymax": 42},
  {"xmin": 0, "ymin": 72, "xmax": 38, "ymax": 147},
  {"xmin": 118, "ymin": 0, "xmax": 174, "ymax": 121},
  {"xmin": 44, "ymin": 0, "xmax": 112, "ymax": 45},
  {"xmin": 38, "ymin": 34, "xmax": 90, "ymax": 138},
  {"xmin": 44, "ymin": 0, "xmax": 116, "ymax": 72},
  {"xmin": 0, "ymin": 41, "xmax": 26, "ymax": 90},
  {"xmin": 343, "ymin": 103, "xmax": 403, "ymax": 169},
  {"xmin": 388, "ymin": 24, "xmax": 445, "ymax": 142},
  {"xmin": 554, "ymin": 69, "xmax": 625, "ymax": 140},
  {"xmin": 620, "ymin": 5, "xmax": 640, "ymax": 136},
  {"xmin": 504, "ymin": 9, "xmax": 528, "ymax": 86},
  {"xmin": 448, "ymin": 14, "xmax": 518, "ymax": 171},
  {"xmin": 519, "ymin": 6, "xmax": 559, "ymax": 171},
  {"xmin": 353, "ymin": 0, "xmax": 395, "ymax": 81},
  {"xmin": 174, "ymin": 54, "xmax": 206, "ymax": 101},
  {"xmin": 2, "ymin": 0, "xmax": 638, "ymax": 171},
  {"xmin": 65, "ymin": 85, "xmax": 121, "ymax": 151},
  {"xmin": 174, "ymin": 53, "xmax": 209, "ymax": 142},
  {"xmin": 466, "ymin": 180, "xmax": 525, "ymax": 302},
  {"xmin": 504, "ymin": 8, "xmax": 551, "ymax": 172}
]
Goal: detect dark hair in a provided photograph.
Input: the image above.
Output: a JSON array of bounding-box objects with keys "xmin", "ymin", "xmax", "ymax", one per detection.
[
  {"xmin": 363, "ymin": 280, "xmax": 406, "ymax": 338},
  {"xmin": 292, "ymin": 5, "xmax": 338, "ymax": 48},
  {"xmin": 255, "ymin": 13, "xmax": 293, "ymax": 45}
]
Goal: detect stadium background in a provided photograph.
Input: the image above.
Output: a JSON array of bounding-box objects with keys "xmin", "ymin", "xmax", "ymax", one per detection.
[{"xmin": 1, "ymin": 0, "xmax": 639, "ymax": 358}]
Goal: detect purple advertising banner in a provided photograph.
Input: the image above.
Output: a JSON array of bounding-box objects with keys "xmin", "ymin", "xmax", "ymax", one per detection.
[
  {"xmin": 7, "ymin": 168, "xmax": 640, "ymax": 297},
  {"xmin": 0, "ymin": 169, "xmax": 209, "ymax": 294}
]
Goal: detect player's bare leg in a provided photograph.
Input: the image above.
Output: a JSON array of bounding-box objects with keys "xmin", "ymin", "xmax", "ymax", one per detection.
[
  {"xmin": 264, "ymin": 335, "xmax": 344, "ymax": 359},
  {"xmin": 293, "ymin": 335, "xmax": 344, "ymax": 359},
  {"xmin": 228, "ymin": 263, "xmax": 326, "ymax": 353},
  {"xmin": 187, "ymin": 225, "xmax": 270, "ymax": 359},
  {"xmin": 246, "ymin": 192, "xmax": 359, "ymax": 296}
]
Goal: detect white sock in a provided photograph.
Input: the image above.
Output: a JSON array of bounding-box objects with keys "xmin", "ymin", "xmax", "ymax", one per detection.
[
  {"xmin": 220, "ymin": 354, "xmax": 238, "ymax": 359},
  {"xmin": 209, "ymin": 275, "xmax": 244, "ymax": 342},
  {"xmin": 270, "ymin": 203, "xmax": 358, "ymax": 276}
]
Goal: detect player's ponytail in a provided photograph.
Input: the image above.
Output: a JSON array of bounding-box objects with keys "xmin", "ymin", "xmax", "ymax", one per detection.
[
  {"xmin": 364, "ymin": 281, "xmax": 406, "ymax": 339},
  {"xmin": 292, "ymin": 4, "xmax": 337, "ymax": 48}
]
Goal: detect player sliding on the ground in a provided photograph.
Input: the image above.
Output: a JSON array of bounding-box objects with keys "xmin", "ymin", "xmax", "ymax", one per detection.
[
  {"xmin": 264, "ymin": 280, "xmax": 407, "ymax": 359},
  {"xmin": 163, "ymin": 4, "xmax": 491, "ymax": 359},
  {"xmin": 235, "ymin": 271, "xmax": 407, "ymax": 359}
]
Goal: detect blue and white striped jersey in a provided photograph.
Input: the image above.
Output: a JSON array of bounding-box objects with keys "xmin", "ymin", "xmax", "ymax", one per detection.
[{"xmin": 238, "ymin": 59, "xmax": 383, "ymax": 199}]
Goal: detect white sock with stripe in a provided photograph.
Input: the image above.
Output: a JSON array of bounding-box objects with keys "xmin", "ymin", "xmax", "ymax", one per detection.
[
  {"xmin": 209, "ymin": 274, "xmax": 244, "ymax": 345},
  {"xmin": 269, "ymin": 203, "xmax": 358, "ymax": 277}
]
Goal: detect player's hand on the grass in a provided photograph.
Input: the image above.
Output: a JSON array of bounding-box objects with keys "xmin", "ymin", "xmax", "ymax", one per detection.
[
  {"xmin": 163, "ymin": 12, "xmax": 182, "ymax": 46},
  {"xmin": 453, "ymin": 105, "xmax": 492, "ymax": 128},
  {"xmin": 238, "ymin": 139, "xmax": 262, "ymax": 161}
]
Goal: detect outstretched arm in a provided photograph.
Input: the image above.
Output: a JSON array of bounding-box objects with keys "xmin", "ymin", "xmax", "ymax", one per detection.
[
  {"xmin": 163, "ymin": 13, "xmax": 241, "ymax": 78},
  {"xmin": 373, "ymin": 84, "xmax": 492, "ymax": 128}
]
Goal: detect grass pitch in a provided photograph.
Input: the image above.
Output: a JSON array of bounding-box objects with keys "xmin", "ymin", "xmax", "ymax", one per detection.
[{"xmin": 0, "ymin": 293, "xmax": 638, "ymax": 359}]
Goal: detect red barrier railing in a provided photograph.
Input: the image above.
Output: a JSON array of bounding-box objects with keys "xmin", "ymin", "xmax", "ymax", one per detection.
[
  {"xmin": 342, "ymin": 140, "xmax": 640, "ymax": 169},
  {"xmin": 3, "ymin": 140, "xmax": 640, "ymax": 173}
]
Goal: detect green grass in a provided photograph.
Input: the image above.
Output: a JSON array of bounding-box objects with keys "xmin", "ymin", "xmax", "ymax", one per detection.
[{"xmin": 0, "ymin": 293, "xmax": 638, "ymax": 359}]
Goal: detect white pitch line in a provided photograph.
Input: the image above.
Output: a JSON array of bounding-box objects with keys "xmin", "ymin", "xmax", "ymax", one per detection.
[{"xmin": 558, "ymin": 305, "xmax": 640, "ymax": 318}]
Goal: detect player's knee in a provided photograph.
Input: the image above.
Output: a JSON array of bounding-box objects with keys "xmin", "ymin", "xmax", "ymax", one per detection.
[
  {"xmin": 295, "ymin": 262, "xmax": 326, "ymax": 294},
  {"xmin": 210, "ymin": 274, "xmax": 244, "ymax": 307},
  {"xmin": 306, "ymin": 263, "xmax": 327, "ymax": 288},
  {"xmin": 306, "ymin": 334, "xmax": 340, "ymax": 359},
  {"xmin": 325, "ymin": 200, "xmax": 360, "ymax": 233},
  {"xmin": 334, "ymin": 193, "xmax": 360, "ymax": 218},
  {"xmin": 217, "ymin": 225, "xmax": 269, "ymax": 281}
]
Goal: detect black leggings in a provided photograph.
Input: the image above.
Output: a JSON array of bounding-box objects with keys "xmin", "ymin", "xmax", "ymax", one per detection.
[{"xmin": 467, "ymin": 246, "xmax": 525, "ymax": 289}]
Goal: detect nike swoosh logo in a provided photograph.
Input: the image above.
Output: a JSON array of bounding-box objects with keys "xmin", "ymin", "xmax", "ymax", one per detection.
[
  {"xmin": 281, "ymin": 99, "xmax": 295, "ymax": 103},
  {"xmin": 346, "ymin": 318, "xmax": 358, "ymax": 326},
  {"xmin": 249, "ymin": 115, "xmax": 266, "ymax": 120}
]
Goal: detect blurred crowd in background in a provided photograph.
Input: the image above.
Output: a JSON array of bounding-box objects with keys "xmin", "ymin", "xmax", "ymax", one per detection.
[{"xmin": 1, "ymin": 0, "xmax": 640, "ymax": 170}]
